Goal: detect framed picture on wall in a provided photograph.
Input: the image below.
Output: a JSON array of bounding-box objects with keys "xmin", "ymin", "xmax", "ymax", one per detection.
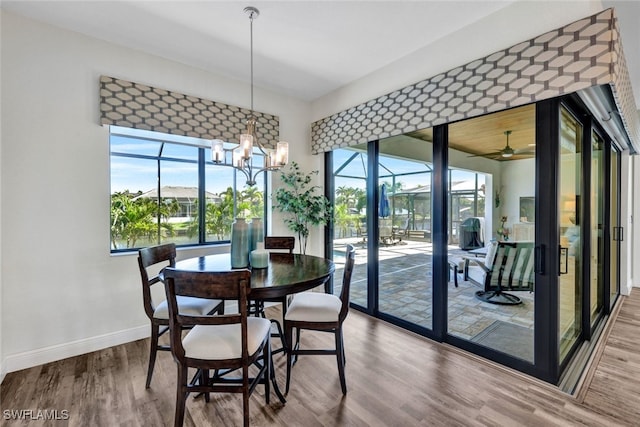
[{"xmin": 520, "ymin": 197, "xmax": 535, "ymax": 222}]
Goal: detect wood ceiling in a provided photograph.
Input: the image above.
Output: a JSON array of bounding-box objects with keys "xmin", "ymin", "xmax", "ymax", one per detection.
[{"xmin": 407, "ymin": 104, "xmax": 536, "ymax": 160}]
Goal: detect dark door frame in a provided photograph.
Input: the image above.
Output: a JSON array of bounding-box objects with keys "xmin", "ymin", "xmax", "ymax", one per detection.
[{"xmin": 324, "ymin": 93, "xmax": 621, "ymax": 385}]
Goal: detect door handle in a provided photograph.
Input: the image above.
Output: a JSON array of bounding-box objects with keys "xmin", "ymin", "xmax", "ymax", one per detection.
[
  {"xmin": 559, "ymin": 247, "xmax": 568, "ymax": 275},
  {"xmin": 535, "ymin": 245, "xmax": 545, "ymax": 275}
]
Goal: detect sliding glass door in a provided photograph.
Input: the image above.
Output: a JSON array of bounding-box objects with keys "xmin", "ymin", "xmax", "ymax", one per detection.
[
  {"xmin": 558, "ymin": 106, "xmax": 583, "ymax": 364},
  {"xmin": 447, "ymin": 105, "xmax": 536, "ymax": 363},
  {"xmin": 332, "ymin": 148, "xmax": 368, "ymax": 307},
  {"xmin": 609, "ymin": 147, "xmax": 621, "ymax": 309},
  {"xmin": 326, "ymin": 93, "xmax": 623, "ymax": 386},
  {"xmin": 376, "ymin": 137, "xmax": 433, "ymax": 329},
  {"xmin": 589, "ymin": 131, "xmax": 605, "ymax": 327}
]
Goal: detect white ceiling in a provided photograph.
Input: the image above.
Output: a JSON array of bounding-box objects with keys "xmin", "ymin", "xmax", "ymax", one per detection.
[{"xmin": 2, "ymin": 0, "xmax": 639, "ymax": 106}]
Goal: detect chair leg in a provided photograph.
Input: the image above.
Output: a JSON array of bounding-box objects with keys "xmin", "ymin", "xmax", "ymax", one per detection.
[
  {"xmin": 292, "ymin": 328, "xmax": 301, "ymax": 365},
  {"xmin": 146, "ymin": 323, "xmax": 160, "ymax": 389},
  {"xmin": 264, "ymin": 337, "xmax": 271, "ymax": 405},
  {"xmin": 174, "ymin": 365, "xmax": 188, "ymax": 427},
  {"xmin": 249, "ymin": 300, "xmax": 266, "ymax": 318},
  {"xmin": 201, "ymin": 369, "xmax": 210, "ymax": 403},
  {"xmin": 242, "ymin": 365, "xmax": 250, "ymax": 427},
  {"xmin": 335, "ymin": 328, "xmax": 347, "ymax": 395},
  {"xmin": 270, "ymin": 319, "xmax": 287, "ymax": 352},
  {"xmin": 284, "ymin": 324, "xmax": 294, "ymax": 394},
  {"xmin": 259, "ymin": 301, "xmax": 266, "ymax": 318}
]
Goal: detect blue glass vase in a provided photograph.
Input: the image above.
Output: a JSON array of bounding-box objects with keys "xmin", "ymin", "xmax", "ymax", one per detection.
[
  {"xmin": 230, "ymin": 218, "xmax": 250, "ymax": 268},
  {"xmin": 249, "ymin": 217, "xmax": 264, "ymax": 252},
  {"xmin": 250, "ymin": 242, "xmax": 269, "ymax": 269}
]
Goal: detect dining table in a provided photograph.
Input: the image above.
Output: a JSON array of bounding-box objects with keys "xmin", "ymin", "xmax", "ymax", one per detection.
[
  {"xmin": 169, "ymin": 251, "xmax": 336, "ymax": 403},
  {"xmin": 173, "ymin": 252, "xmax": 336, "ymax": 299}
]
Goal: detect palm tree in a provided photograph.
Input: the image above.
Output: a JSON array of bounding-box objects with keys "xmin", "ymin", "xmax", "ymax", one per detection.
[
  {"xmin": 241, "ymin": 186, "xmax": 263, "ymax": 205},
  {"xmin": 333, "ymin": 203, "xmax": 352, "ymax": 239},
  {"xmin": 336, "ymin": 186, "xmax": 358, "ymax": 211},
  {"xmin": 238, "ymin": 186, "xmax": 264, "ymax": 219},
  {"xmin": 110, "ymin": 191, "xmax": 157, "ymax": 249},
  {"xmin": 207, "ymin": 187, "xmax": 235, "ymax": 240}
]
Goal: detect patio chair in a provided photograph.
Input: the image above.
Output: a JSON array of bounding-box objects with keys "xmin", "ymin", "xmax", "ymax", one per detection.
[
  {"xmin": 464, "ymin": 241, "xmax": 534, "ymax": 305},
  {"xmin": 379, "ymin": 218, "xmax": 395, "ymax": 245}
]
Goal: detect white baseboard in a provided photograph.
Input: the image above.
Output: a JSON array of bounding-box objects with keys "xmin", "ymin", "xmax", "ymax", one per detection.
[{"xmin": 2, "ymin": 325, "xmax": 149, "ymax": 376}]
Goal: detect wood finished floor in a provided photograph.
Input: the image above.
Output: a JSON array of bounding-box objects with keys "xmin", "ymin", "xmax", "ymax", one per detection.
[{"xmin": 1, "ymin": 290, "xmax": 639, "ymax": 426}]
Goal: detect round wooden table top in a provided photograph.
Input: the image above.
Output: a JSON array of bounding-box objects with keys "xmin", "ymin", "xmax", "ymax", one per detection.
[{"xmin": 173, "ymin": 252, "xmax": 335, "ymax": 300}]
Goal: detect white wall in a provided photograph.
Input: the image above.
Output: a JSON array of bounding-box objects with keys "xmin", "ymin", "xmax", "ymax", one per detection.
[
  {"xmin": 0, "ymin": 10, "xmax": 313, "ymax": 374},
  {"xmin": 310, "ymin": 1, "xmax": 603, "ymax": 122},
  {"xmin": 499, "ymin": 158, "xmax": 536, "ymax": 233}
]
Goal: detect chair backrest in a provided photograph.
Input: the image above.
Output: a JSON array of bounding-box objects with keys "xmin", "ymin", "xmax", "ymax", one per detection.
[
  {"xmin": 379, "ymin": 219, "xmax": 393, "ymax": 238},
  {"xmin": 162, "ymin": 267, "xmax": 252, "ymax": 361},
  {"xmin": 264, "ymin": 236, "xmax": 295, "ymax": 253},
  {"xmin": 484, "ymin": 241, "xmax": 498, "ymax": 268},
  {"xmin": 338, "ymin": 244, "xmax": 356, "ymax": 322},
  {"xmin": 138, "ymin": 243, "xmax": 176, "ymax": 320},
  {"xmin": 486, "ymin": 241, "xmax": 534, "ymax": 292}
]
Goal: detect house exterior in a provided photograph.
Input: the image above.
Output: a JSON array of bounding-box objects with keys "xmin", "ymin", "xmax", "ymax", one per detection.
[{"xmin": 133, "ymin": 186, "xmax": 220, "ymax": 220}]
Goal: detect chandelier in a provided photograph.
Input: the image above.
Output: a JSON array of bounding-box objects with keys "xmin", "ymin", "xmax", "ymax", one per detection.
[{"xmin": 210, "ymin": 6, "xmax": 289, "ymax": 186}]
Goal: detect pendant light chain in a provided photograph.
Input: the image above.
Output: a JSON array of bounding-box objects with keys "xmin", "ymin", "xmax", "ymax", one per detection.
[
  {"xmin": 249, "ymin": 11, "xmax": 254, "ymax": 113},
  {"xmin": 210, "ymin": 6, "xmax": 289, "ymax": 187}
]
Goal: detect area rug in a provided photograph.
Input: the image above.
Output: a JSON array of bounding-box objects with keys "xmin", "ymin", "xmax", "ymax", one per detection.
[{"xmin": 471, "ymin": 320, "xmax": 534, "ymax": 362}]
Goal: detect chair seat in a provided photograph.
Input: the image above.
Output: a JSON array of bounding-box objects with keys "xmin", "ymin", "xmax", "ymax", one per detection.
[
  {"xmin": 154, "ymin": 296, "xmax": 222, "ymax": 320},
  {"xmin": 285, "ymin": 292, "xmax": 342, "ymax": 323},
  {"xmin": 183, "ymin": 317, "xmax": 271, "ymax": 360}
]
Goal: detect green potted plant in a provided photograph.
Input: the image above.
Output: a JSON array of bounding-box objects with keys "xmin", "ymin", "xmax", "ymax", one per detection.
[{"xmin": 274, "ymin": 162, "xmax": 332, "ymax": 254}]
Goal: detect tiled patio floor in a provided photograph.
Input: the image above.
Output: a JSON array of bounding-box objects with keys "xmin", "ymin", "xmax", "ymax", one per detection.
[{"xmin": 333, "ymin": 238, "xmax": 534, "ymax": 342}]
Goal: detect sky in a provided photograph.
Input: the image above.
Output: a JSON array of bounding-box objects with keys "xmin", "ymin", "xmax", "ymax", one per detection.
[
  {"xmin": 110, "ymin": 129, "xmax": 485, "ymax": 197},
  {"xmin": 110, "ymin": 129, "xmax": 263, "ymax": 195},
  {"xmin": 333, "ymin": 148, "xmax": 485, "ymax": 192}
]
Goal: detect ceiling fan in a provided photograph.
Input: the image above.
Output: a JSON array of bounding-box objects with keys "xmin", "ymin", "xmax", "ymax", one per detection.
[{"xmin": 469, "ymin": 130, "xmax": 534, "ymax": 159}]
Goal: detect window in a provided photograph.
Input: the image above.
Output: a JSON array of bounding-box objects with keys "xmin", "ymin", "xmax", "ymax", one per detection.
[{"xmin": 109, "ymin": 126, "xmax": 265, "ymax": 252}]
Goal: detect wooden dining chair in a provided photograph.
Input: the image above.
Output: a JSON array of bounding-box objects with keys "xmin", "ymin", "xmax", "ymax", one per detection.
[
  {"xmin": 252, "ymin": 236, "xmax": 295, "ymax": 353},
  {"xmin": 284, "ymin": 244, "xmax": 356, "ymax": 394},
  {"xmin": 137, "ymin": 243, "xmax": 224, "ymax": 389},
  {"xmin": 163, "ymin": 267, "xmax": 272, "ymax": 427},
  {"xmin": 264, "ymin": 236, "xmax": 295, "ymax": 253}
]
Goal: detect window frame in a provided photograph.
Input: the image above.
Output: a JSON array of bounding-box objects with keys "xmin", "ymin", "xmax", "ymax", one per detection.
[{"xmin": 109, "ymin": 126, "xmax": 267, "ymax": 253}]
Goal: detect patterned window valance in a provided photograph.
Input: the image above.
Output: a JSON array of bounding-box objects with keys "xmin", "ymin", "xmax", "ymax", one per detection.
[
  {"xmin": 99, "ymin": 76, "xmax": 280, "ymax": 148},
  {"xmin": 311, "ymin": 8, "xmax": 638, "ymax": 154}
]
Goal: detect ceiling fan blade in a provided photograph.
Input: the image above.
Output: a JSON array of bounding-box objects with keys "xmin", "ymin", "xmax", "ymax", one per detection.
[
  {"xmin": 514, "ymin": 148, "xmax": 535, "ymax": 155},
  {"xmin": 468, "ymin": 151, "xmax": 502, "ymax": 158}
]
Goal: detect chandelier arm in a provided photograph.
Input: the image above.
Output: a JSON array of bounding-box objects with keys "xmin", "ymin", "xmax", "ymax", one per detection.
[
  {"xmin": 248, "ymin": 165, "xmax": 280, "ymax": 186},
  {"xmin": 236, "ymin": 164, "xmax": 252, "ymax": 182},
  {"xmin": 252, "ymin": 127, "xmax": 269, "ymax": 156}
]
